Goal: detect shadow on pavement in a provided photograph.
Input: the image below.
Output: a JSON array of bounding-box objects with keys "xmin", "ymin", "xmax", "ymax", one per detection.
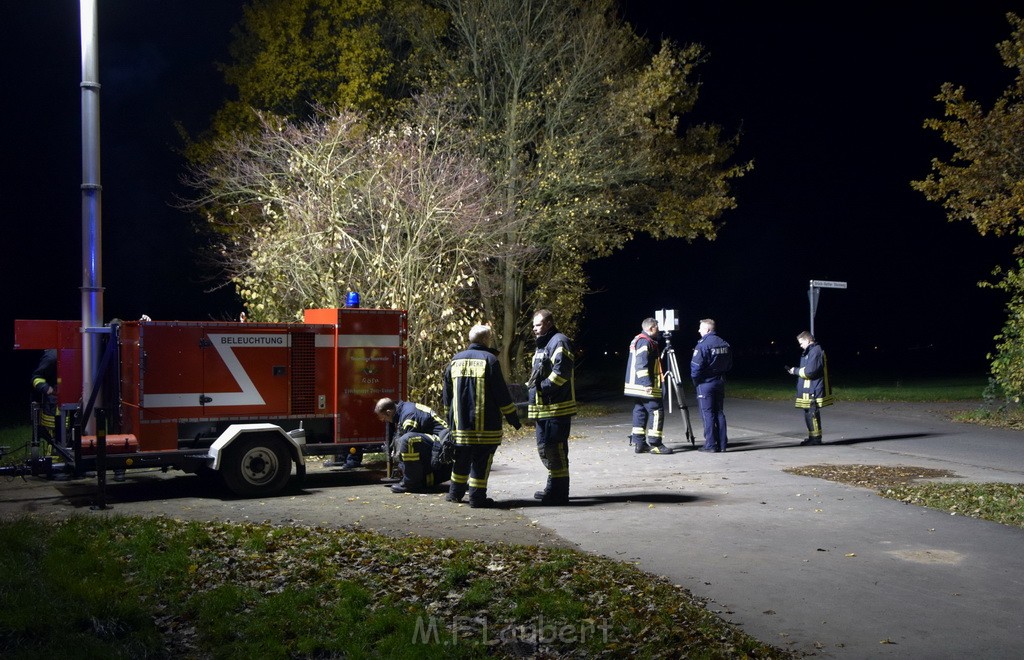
[
  {"xmin": 828, "ymin": 432, "xmax": 936, "ymax": 445},
  {"xmin": 47, "ymin": 464, "xmax": 399, "ymax": 507},
  {"xmin": 55, "ymin": 473, "xmax": 234, "ymax": 507},
  {"xmin": 681, "ymin": 432, "xmax": 938, "ymax": 453},
  {"xmin": 498, "ymin": 492, "xmax": 701, "ymax": 509}
]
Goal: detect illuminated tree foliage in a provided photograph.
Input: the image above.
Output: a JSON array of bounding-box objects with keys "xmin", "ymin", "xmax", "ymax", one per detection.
[
  {"xmin": 913, "ymin": 13, "xmax": 1024, "ymax": 399},
  {"xmin": 424, "ymin": 0, "xmax": 748, "ymax": 373},
  {"xmin": 191, "ymin": 0, "xmax": 748, "ymax": 380},
  {"xmin": 184, "ymin": 106, "xmax": 505, "ymax": 406},
  {"xmin": 188, "ymin": 0, "xmax": 445, "ymax": 162}
]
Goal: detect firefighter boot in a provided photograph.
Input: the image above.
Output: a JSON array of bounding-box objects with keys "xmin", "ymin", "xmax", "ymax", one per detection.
[
  {"xmin": 469, "ymin": 489, "xmax": 495, "ymax": 508},
  {"xmin": 534, "ymin": 476, "xmax": 552, "ymax": 501},
  {"xmin": 446, "ymin": 483, "xmax": 467, "ymax": 503},
  {"xmin": 629, "ymin": 434, "xmax": 649, "ymax": 453},
  {"xmin": 394, "ymin": 461, "xmax": 424, "ymax": 493},
  {"xmin": 536, "ymin": 472, "xmax": 552, "ymax": 499},
  {"xmin": 539, "ymin": 477, "xmax": 569, "ymax": 505}
]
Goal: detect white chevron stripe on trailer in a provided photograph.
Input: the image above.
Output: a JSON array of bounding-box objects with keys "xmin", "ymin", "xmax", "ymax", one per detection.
[{"xmin": 143, "ymin": 333, "xmax": 289, "ymax": 408}]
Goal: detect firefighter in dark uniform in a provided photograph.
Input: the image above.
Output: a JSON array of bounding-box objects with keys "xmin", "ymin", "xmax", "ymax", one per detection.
[
  {"xmin": 443, "ymin": 324, "xmax": 521, "ymax": 508},
  {"xmin": 624, "ymin": 318, "xmax": 673, "ymax": 454},
  {"xmin": 786, "ymin": 331, "xmax": 833, "ymax": 445},
  {"xmin": 31, "ymin": 349, "xmax": 60, "ymax": 458},
  {"xmin": 690, "ymin": 318, "xmax": 732, "ymax": 452},
  {"xmin": 374, "ymin": 397, "xmax": 452, "ymax": 493},
  {"xmin": 527, "ymin": 309, "xmax": 576, "ymax": 505}
]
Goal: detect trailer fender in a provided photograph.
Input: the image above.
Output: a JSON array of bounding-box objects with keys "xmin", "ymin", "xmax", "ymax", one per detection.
[{"xmin": 208, "ymin": 424, "xmax": 306, "ymax": 471}]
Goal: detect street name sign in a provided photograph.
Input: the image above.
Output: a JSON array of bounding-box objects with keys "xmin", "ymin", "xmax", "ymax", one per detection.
[{"xmin": 810, "ymin": 280, "xmax": 848, "ymax": 289}]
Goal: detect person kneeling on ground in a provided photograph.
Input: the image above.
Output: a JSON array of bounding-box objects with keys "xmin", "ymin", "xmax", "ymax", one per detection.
[{"xmin": 374, "ymin": 397, "xmax": 453, "ymax": 493}]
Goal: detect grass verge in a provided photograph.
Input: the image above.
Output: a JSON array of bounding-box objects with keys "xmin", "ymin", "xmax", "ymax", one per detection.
[
  {"xmin": 0, "ymin": 516, "xmax": 793, "ymax": 659},
  {"xmin": 951, "ymin": 406, "xmax": 1024, "ymax": 431},
  {"xmin": 785, "ymin": 464, "xmax": 1024, "ymax": 530},
  {"xmin": 880, "ymin": 482, "xmax": 1024, "ymax": 527}
]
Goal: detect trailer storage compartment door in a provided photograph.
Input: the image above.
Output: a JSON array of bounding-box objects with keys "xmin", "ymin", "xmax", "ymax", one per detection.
[
  {"xmin": 304, "ymin": 308, "xmax": 407, "ymax": 443},
  {"xmin": 138, "ymin": 322, "xmax": 291, "ymax": 419}
]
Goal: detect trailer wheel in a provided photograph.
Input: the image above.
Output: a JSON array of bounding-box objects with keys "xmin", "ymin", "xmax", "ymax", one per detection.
[{"xmin": 222, "ymin": 435, "xmax": 292, "ymax": 497}]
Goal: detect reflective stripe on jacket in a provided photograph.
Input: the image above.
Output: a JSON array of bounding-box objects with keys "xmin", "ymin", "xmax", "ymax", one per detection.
[
  {"xmin": 395, "ymin": 400, "xmax": 448, "ymax": 440},
  {"xmin": 795, "ymin": 342, "xmax": 833, "ymax": 408},
  {"xmin": 624, "ymin": 333, "xmax": 662, "ymax": 399},
  {"xmin": 443, "ymin": 343, "xmax": 518, "ymax": 444}
]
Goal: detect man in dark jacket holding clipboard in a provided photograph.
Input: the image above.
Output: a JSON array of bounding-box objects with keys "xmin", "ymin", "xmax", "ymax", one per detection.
[{"xmin": 786, "ymin": 331, "xmax": 833, "ymax": 445}]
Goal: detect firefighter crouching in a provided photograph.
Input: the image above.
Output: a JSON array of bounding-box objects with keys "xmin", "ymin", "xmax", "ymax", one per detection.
[
  {"xmin": 374, "ymin": 397, "xmax": 452, "ymax": 493},
  {"xmin": 443, "ymin": 324, "xmax": 521, "ymax": 508}
]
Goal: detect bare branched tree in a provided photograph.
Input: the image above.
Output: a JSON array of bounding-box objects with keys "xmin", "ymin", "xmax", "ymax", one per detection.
[
  {"xmin": 183, "ymin": 103, "xmax": 515, "ymax": 406},
  {"xmin": 185, "ymin": 0, "xmax": 747, "ymax": 383},
  {"xmin": 426, "ymin": 0, "xmax": 747, "ymax": 375}
]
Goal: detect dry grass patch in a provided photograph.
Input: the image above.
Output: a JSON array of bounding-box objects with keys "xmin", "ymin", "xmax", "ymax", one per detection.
[{"xmin": 783, "ymin": 464, "xmax": 960, "ymax": 491}]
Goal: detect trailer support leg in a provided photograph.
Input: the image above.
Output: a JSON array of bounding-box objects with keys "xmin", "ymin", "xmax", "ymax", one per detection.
[{"xmin": 90, "ymin": 409, "xmax": 109, "ymax": 511}]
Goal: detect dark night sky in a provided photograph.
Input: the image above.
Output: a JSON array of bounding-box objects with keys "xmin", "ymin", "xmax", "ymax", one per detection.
[
  {"xmin": 590, "ymin": 2, "xmax": 1018, "ymax": 378},
  {"xmin": 3, "ymin": 2, "xmax": 1020, "ymax": 416}
]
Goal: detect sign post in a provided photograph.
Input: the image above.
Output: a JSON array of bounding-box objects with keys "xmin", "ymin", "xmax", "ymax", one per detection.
[{"xmin": 808, "ymin": 280, "xmax": 847, "ymax": 337}]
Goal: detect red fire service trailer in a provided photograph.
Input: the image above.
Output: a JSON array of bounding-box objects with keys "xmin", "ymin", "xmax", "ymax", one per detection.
[{"xmin": 10, "ymin": 307, "xmax": 407, "ymax": 497}]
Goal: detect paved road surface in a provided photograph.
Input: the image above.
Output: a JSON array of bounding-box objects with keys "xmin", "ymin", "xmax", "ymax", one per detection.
[
  {"xmin": 493, "ymin": 398, "xmax": 1024, "ymax": 658},
  {"xmin": 3, "ymin": 397, "xmax": 1023, "ymax": 657}
]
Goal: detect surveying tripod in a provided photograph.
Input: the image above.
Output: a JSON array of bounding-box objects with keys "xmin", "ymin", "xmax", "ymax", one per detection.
[{"xmin": 661, "ymin": 333, "xmax": 696, "ymax": 446}]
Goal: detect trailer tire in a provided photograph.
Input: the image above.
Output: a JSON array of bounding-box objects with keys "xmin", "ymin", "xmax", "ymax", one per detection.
[{"xmin": 222, "ymin": 435, "xmax": 292, "ymax": 497}]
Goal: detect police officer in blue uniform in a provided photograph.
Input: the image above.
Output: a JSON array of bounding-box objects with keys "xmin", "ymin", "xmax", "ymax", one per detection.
[{"xmin": 690, "ymin": 318, "xmax": 732, "ymax": 452}]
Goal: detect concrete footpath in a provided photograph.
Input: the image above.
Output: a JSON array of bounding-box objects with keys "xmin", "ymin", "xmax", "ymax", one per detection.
[{"xmin": 491, "ymin": 398, "xmax": 1024, "ymax": 658}]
